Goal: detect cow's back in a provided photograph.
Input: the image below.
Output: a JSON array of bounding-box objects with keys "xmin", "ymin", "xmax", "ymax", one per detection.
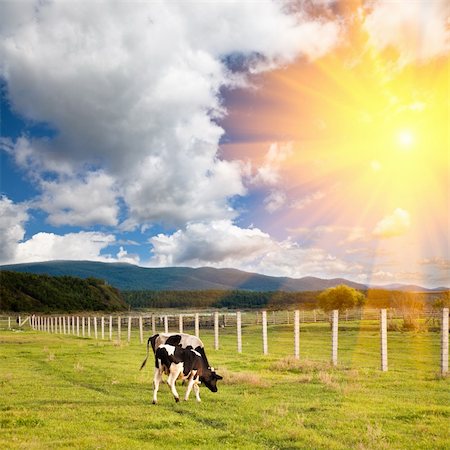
[{"xmin": 151, "ymin": 333, "xmax": 204, "ymax": 352}]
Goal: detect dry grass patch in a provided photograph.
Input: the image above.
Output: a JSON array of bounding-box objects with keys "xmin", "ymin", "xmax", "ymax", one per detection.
[
  {"xmin": 219, "ymin": 367, "xmax": 270, "ymax": 387},
  {"xmin": 271, "ymin": 356, "xmax": 331, "ymax": 373}
]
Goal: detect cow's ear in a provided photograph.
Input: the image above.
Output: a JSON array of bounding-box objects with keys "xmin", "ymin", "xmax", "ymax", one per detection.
[{"xmin": 215, "ymin": 374, "xmax": 223, "ymax": 380}]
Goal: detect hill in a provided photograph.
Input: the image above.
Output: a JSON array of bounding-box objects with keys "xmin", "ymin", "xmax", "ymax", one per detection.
[
  {"xmin": 0, "ymin": 260, "xmax": 446, "ymax": 292},
  {"xmin": 0, "ymin": 271, "xmax": 128, "ymax": 312},
  {"xmin": 0, "ymin": 260, "xmax": 370, "ymax": 292}
]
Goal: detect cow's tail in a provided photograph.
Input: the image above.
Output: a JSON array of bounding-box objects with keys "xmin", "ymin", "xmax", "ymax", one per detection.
[{"xmin": 139, "ymin": 334, "xmax": 160, "ymax": 371}]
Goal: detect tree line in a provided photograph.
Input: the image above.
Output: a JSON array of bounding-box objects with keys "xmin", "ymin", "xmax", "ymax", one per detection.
[{"xmin": 123, "ymin": 285, "xmax": 448, "ymax": 311}]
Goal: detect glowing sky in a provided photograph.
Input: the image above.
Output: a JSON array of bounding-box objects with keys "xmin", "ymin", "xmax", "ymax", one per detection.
[{"xmin": 0, "ymin": 1, "xmax": 449, "ymax": 287}]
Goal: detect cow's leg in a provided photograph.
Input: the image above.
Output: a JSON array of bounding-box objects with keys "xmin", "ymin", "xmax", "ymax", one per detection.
[
  {"xmin": 152, "ymin": 368, "xmax": 162, "ymax": 405},
  {"xmin": 184, "ymin": 371, "xmax": 197, "ymax": 401},
  {"xmin": 193, "ymin": 380, "xmax": 201, "ymax": 402},
  {"xmin": 167, "ymin": 363, "xmax": 183, "ymax": 402}
]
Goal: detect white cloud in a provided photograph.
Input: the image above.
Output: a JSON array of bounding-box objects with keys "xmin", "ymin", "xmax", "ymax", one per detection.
[
  {"xmin": 149, "ymin": 219, "xmax": 363, "ymax": 279},
  {"xmin": 251, "ymin": 142, "xmax": 293, "ymax": 186},
  {"xmin": 0, "ymin": 195, "xmax": 139, "ymax": 264},
  {"xmin": 264, "ymin": 190, "xmax": 287, "ymax": 213},
  {"xmin": 116, "ymin": 246, "xmax": 140, "ymax": 266},
  {"xmin": 420, "ymin": 257, "xmax": 450, "ymax": 270},
  {"xmin": 15, "ymin": 232, "xmax": 116, "ymax": 264},
  {"xmin": 292, "ymin": 190, "xmax": 325, "ymax": 210},
  {"xmin": 149, "ymin": 220, "xmax": 274, "ymax": 267},
  {"xmin": 0, "ymin": 196, "xmax": 28, "ymax": 264},
  {"xmin": 38, "ymin": 171, "xmax": 119, "ymax": 227},
  {"xmin": 373, "ymin": 208, "xmax": 411, "ymax": 238},
  {"xmin": 0, "ymin": 2, "xmax": 339, "ymax": 229},
  {"xmin": 364, "ymin": 0, "xmax": 450, "ymax": 65}
]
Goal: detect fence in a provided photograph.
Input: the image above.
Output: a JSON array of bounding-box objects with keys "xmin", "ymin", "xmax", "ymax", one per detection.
[{"xmin": 1, "ymin": 308, "xmax": 448, "ymax": 375}]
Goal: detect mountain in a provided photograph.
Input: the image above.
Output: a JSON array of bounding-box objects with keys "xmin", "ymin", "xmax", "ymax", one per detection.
[
  {"xmin": 0, "ymin": 260, "xmax": 446, "ymax": 292},
  {"xmin": 372, "ymin": 283, "xmax": 448, "ymax": 293}
]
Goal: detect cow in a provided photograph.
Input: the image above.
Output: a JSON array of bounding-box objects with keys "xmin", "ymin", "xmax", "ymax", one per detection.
[
  {"xmin": 149, "ymin": 344, "xmax": 222, "ymax": 404},
  {"xmin": 140, "ymin": 332, "xmax": 210, "ymax": 370}
]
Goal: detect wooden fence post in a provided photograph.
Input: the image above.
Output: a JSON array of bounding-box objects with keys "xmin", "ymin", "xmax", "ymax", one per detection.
[
  {"xmin": 164, "ymin": 316, "xmax": 168, "ymax": 333},
  {"xmin": 101, "ymin": 317, "xmax": 105, "ymax": 340},
  {"xmin": 127, "ymin": 316, "xmax": 132, "ymax": 343},
  {"xmin": 72, "ymin": 316, "xmax": 76, "ymax": 335},
  {"xmin": 195, "ymin": 313, "xmax": 199, "ymax": 338},
  {"xmin": 118, "ymin": 316, "xmax": 121, "ymax": 341},
  {"xmin": 87, "ymin": 317, "xmax": 91, "ymax": 337},
  {"xmin": 139, "ymin": 316, "xmax": 143, "ymax": 344},
  {"xmin": 442, "ymin": 308, "xmax": 449, "ymax": 375},
  {"xmin": 179, "ymin": 314, "xmax": 183, "ymax": 333},
  {"xmin": 82, "ymin": 317, "xmax": 85, "ymax": 337},
  {"xmin": 8, "ymin": 317, "xmax": 11, "ymax": 330},
  {"xmin": 62, "ymin": 316, "xmax": 66, "ymax": 334},
  {"xmin": 380, "ymin": 309, "xmax": 388, "ymax": 372},
  {"xmin": 331, "ymin": 310, "xmax": 339, "ymax": 366},
  {"xmin": 214, "ymin": 312, "xmax": 219, "ymax": 350},
  {"xmin": 76, "ymin": 317, "xmax": 80, "ymax": 336},
  {"xmin": 294, "ymin": 310, "xmax": 300, "ymax": 359},
  {"xmin": 262, "ymin": 310, "xmax": 268, "ymax": 355},
  {"xmin": 151, "ymin": 315, "xmax": 156, "ymax": 334},
  {"xmin": 94, "ymin": 317, "xmax": 98, "ymax": 339},
  {"xmin": 237, "ymin": 311, "xmax": 242, "ymax": 353},
  {"xmin": 109, "ymin": 316, "xmax": 112, "ymax": 340}
]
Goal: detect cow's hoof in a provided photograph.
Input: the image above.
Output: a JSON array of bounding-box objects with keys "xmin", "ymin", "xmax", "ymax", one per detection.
[
  {"xmin": 174, "ymin": 397, "xmax": 180, "ymax": 403},
  {"xmin": 152, "ymin": 401, "xmax": 157, "ymax": 405}
]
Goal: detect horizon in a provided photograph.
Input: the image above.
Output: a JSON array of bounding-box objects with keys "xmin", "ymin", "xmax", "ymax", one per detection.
[{"xmin": 1, "ymin": 1, "xmax": 449, "ymax": 289}]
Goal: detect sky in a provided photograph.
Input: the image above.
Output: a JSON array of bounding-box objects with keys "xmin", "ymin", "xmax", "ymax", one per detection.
[{"xmin": 0, "ymin": 0, "xmax": 449, "ymax": 288}]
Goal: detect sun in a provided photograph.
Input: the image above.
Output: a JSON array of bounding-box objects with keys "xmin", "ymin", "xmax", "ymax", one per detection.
[{"xmin": 396, "ymin": 129, "xmax": 415, "ymax": 149}]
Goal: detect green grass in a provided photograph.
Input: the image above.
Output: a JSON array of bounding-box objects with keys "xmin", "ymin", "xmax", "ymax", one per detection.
[{"xmin": 1, "ymin": 321, "xmax": 449, "ymax": 449}]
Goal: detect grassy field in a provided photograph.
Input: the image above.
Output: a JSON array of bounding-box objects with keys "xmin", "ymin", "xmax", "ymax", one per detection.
[{"xmin": 1, "ymin": 319, "xmax": 449, "ymax": 449}]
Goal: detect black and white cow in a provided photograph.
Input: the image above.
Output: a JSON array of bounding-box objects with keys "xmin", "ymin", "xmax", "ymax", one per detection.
[
  {"xmin": 140, "ymin": 333, "xmax": 222, "ymax": 403},
  {"xmin": 149, "ymin": 344, "xmax": 222, "ymax": 404}
]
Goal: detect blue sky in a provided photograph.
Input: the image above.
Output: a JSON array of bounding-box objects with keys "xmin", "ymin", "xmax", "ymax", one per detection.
[{"xmin": 0, "ymin": 1, "xmax": 448, "ymax": 288}]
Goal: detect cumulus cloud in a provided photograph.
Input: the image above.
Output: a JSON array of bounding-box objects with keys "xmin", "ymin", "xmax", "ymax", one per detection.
[
  {"xmin": 364, "ymin": 0, "xmax": 450, "ymax": 65},
  {"xmin": 116, "ymin": 246, "xmax": 140, "ymax": 266},
  {"xmin": 149, "ymin": 220, "xmax": 274, "ymax": 267},
  {"xmin": 149, "ymin": 219, "xmax": 363, "ymax": 279},
  {"xmin": 373, "ymin": 208, "xmax": 411, "ymax": 238},
  {"xmin": 15, "ymin": 232, "xmax": 116, "ymax": 263},
  {"xmin": 0, "ymin": 2, "xmax": 339, "ymax": 229},
  {"xmin": 38, "ymin": 172, "xmax": 119, "ymax": 227},
  {"xmin": 0, "ymin": 195, "xmax": 139, "ymax": 264},
  {"xmin": 0, "ymin": 196, "xmax": 28, "ymax": 264}
]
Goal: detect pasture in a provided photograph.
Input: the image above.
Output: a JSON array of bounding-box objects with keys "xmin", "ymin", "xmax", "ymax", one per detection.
[{"xmin": 1, "ymin": 318, "xmax": 449, "ymax": 449}]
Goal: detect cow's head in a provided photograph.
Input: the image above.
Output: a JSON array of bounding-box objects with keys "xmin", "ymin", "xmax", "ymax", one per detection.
[{"xmin": 200, "ymin": 367, "xmax": 223, "ymax": 392}]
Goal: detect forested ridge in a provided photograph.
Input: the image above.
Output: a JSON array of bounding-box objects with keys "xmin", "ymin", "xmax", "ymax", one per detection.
[
  {"xmin": 0, "ymin": 271, "xmax": 127, "ymax": 312},
  {"xmin": 1, "ymin": 270, "xmax": 447, "ymax": 312}
]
